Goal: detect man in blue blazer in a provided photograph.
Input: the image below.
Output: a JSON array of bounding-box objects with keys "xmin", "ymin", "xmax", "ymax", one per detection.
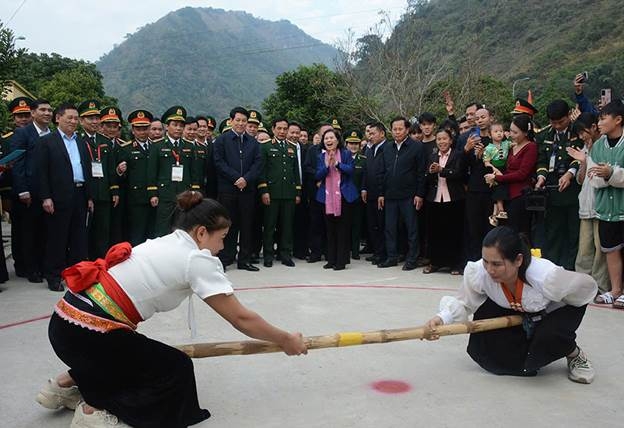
[
  {"xmin": 213, "ymin": 107, "xmax": 262, "ymax": 271},
  {"xmin": 37, "ymin": 103, "xmax": 93, "ymax": 291},
  {"xmin": 10, "ymin": 99, "xmax": 54, "ymax": 283}
]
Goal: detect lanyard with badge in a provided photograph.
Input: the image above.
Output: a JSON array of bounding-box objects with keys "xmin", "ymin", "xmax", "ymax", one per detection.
[
  {"xmin": 86, "ymin": 141, "xmax": 105, "ymax": 178},
  {"xmin": 171, "ymin": 147, "xmax": 184, "ymax": 182}
]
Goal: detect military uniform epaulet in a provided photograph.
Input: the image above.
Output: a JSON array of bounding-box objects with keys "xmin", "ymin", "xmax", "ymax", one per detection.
[
  {"xmin": 360, "ymin": 154, "xmax": 367, "ymax": 159},
  {"xmin": 151, "ymin": 137, "xmax": 165, "ymax": 144},
  {"xmin": 259, "ymin": 138, "xmax": 271, "ymax": 144},
  {"xmin": 536, "ymin": 124, "xmax": 551, "ymax": 134},
  {"xmin": 1, "ymin": 131, "xmax": 14, "ymax": 139},
  {"xmin": 119, "ymin": 139, "xmax": 132, "ymax": 147},
  {"xmin": 286, "ymin": 140, "xmax": 298, "ymax": 147}
]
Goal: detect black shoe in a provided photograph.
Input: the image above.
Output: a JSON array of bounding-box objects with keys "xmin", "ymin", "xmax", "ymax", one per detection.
[
  {"xmin": 281, "ymin": 258, "xmax": 295, "ymax": 267},
  {"xmin": 323, "ymin": 263, "xmax": 335, "ymax": 269},
  {"xmin": 351, "ymin": 253, "xmax": 360, "ymax": 260},
  {"xmin": 307, "ymin": 255, "xmax": 321, "ymax": 263},
  {"xmin": 402, "ymin": 262, "xmax": 417, "ymax": 271},
  {"xmin": 47, "ymin": 280, "xmax": 64, "ymax": 292},
  {"xmin": 378, "ymin": 259, "xmax": 398, "ymax": 268},
  {"xmin": 416, "ymin": 257, "xmax": 430, "ymax": 268},
  {"xmin": 365, "ymin": 255, "xmax": 376, "ymax": 262},
  {"xmin": 15, "ymin": 270, "xmax": 27, "ymax": 278},
  {"xmin": 237, "ymin": 263, "xmax": 260, "ymax": 272},
  {"xmin": 360, "ymin": 246, "xmax": 372, "ymax": 254},
  {"xmin": 333, "ymin": 265, "xmax": 345, "ymax": 271},
  {"xmin": 398, "ymin": 255, "xmax": 406, "ymax": 263},
  {"xmin": 264, "ymin": 259, "xmax": 273, "ymax": 267},
  {"xmin": 28, "ymin": 273, "xmax": 43, "ymax": 283},
  {"xmin": 294, "ymin": 253, "xmax": 308, "ymax": 260}
]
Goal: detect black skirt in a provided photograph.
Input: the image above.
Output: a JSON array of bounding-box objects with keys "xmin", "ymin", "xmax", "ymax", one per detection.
[
  {"xmin": 48, "ymin": 312, "xmax": 210, "ymax": 428},
  {"xmin": 425, "ymin": 200, "xmax": 465, "ymax": 269},
  {"xmin": 466, "ymin": 298, "xmax": 586, "ymax": 376}
]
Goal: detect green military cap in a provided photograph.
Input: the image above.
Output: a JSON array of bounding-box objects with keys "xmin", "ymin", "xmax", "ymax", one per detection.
[
  {"xmin": 8, "ymin": 96, "xmax": 33, "ymax": 115},
  {"xmin": 344, "ymin": 129, "xmax": 362, "ymax": 143},
  {"xmin": 161, "ymin": 105, "xmax": 187, "ymax": 124},
  {"xmin": 329, "ymin": 118, "xmax": 342, "ymax": 130},
  {"xmin": 185, "ymin": 115, "xmax": 197, "ymax": 125},
  {"xmin": 218, "ymin": 118, "xmax": 232, "ymax": 134},
  {"xmin": 258, "ymin": 122, "xmax": 269, "ymax": 134},
  {"xmin": 127, "ymin": 109, "xmax": 153, "ymax": 127},
  {"xmin": 100, "ymin": 106, "xmax": 122, "ymax": 123},
  {"xmin": 77, "ymin": 99, "xmax": 101, "ymax": 117},
  {"xmin": 511, "ymin": 98, "xmax": 538, "ymax": 117},
  {"xmin": 206, "ymin": 115, "xmax": 216, "ymax": 129},
  {"xmin": 248, "ymin": 109, "xmax": 262, "ymax": 124}
]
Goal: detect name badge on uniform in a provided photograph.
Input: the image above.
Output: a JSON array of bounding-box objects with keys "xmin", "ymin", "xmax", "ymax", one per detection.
[
  {"xmin": 171, "ymin": 165, "xmax": 184, "ymax": 182},
  {"xmin": 92, "ymin": 161, "xmax": 104, "ymax": 178}
]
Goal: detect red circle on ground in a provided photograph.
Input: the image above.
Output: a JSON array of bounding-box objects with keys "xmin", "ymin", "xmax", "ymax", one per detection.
[{"xmin": 371, "ymin": 380, "xmax": 412, "ymax": 394}]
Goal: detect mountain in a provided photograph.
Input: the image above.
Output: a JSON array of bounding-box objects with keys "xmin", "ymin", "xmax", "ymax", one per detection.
[
  {"xmin": 97, "ymin": 7, "xmax": 338, "ymax": 120},
  {"xmin": 352, "ymin": 0, "xmax": 624, "ymax": 122}
]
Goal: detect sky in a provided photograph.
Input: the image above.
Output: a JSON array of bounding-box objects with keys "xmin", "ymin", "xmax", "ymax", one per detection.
[{"xmin": 3, "ymin": 0, "xmax": 408, "ymax": 62}]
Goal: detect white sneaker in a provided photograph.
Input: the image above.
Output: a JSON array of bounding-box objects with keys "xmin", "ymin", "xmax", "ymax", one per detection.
[
  {"xmin": 36, "ymin": 378, "xmax": 82, "ymax": 410},
  {"xmin": 567, "ymin": 348, "xmax": 594, "ymax": 384},
  {"xmin": 71, "ymin": 402, "xmax": 132, "ymax": 427}
]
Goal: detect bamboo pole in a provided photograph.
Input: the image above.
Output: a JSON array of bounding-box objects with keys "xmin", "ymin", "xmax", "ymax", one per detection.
[{"xmin": 177, "ymin": 315, "xmax": 522, "ymax": 359}]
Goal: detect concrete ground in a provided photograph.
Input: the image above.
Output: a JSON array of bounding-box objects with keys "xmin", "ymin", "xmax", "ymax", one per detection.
[{"xmin": 1, "ymin": 255, "xmax": 623, "ymax": 428}]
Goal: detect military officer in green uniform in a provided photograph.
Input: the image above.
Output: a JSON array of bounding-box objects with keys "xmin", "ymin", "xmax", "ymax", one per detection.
[
  {"xmin": 218, "ymin": 118, "xmax": 232, "ymax": 135},
  {"xmin": 345, "ymin": 130, "xmax": 367, "ymax": 259},
  {"xmin": 116, "ymin": 109, "xmax": 157, "ymax": 246},
  {"xmin": 535, "ymin": 100, "xmax": 583, "ymax": 270},
  {"xmin": 81, "ymin": 103, "xmax": 121, "ymax": 259},
  {"xmin": 258, "ymin": 118, "xmax": 301, "ymax": 267},
  {"xmin": 148, "ymin": 106, "xmax": 200, "ymax": 236}
]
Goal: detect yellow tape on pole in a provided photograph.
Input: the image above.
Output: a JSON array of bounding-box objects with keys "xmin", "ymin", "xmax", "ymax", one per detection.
[{"xmin": 338, "ymin": 332, "xmax": 364, "ymax": 347}]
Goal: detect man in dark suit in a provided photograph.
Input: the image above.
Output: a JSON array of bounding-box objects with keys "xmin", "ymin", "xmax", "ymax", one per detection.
[
  {"xmin": 377, "ymin": 117, "xmax": 426, "ymax": 271},
  {"xmin": 213, "ymin": 107, "xmax": 262, "ymax": 271},
  {"xmin": 38, "ymin": 103, "xmax": 93, "ymax": 291},
  {"xmin": 10, "ymin": 99, "xmax": 53, "ymax": 283},
  {"xmin": 361, "ymin": 121, "xmax": 387, "ymax": 265}
]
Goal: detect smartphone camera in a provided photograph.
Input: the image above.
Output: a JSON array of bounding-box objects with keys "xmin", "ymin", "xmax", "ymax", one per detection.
[{"xmin": 578, "ymin": 71, "xmax": 588, "ymax": 84}]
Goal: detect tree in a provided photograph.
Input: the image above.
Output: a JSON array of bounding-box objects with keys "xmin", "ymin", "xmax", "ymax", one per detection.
[
  {"xmin": 262, "ymin": 64, "xmax": 366, "ymax": 132},
  {"xmin": 0, "ymin": 20, "xmax": 27, "ymax": 130},
  {"xmin": 38, "ymin": 65, "xmax": 116, "ymax": 107}
]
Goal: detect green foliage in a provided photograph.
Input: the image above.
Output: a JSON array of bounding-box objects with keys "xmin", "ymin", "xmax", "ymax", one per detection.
[
  {"xmin": 97, "ymin": 7, "xmax": 338, "ymax": 121},
  {"xmin": 38, "ymin": 65, "xmax": 115, "ymax": 107},
  {"xmin": 0, "ymin": 19, "xmax": 27, "ymax": 130}
]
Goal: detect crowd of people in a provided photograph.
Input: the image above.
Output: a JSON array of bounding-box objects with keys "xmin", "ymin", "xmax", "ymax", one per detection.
[{"xmin": 0, "ymin": 74, "xmax": 621, "ymax": 311}]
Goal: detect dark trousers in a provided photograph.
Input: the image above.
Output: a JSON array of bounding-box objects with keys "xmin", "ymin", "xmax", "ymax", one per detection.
[
  {"xmin": 384, "ymin": 198, "xmax": 418, "ymax": 263},
  {"xmin": 351, "ymin": 200, "xmax": 364, "ymax": 256},
  {"xmin": 12, "ymin": 197, "xmax": 45, "ymax": 276},
  {"xmin": 308, "ymin": 199, "xmax": 326, "ymax": 258},
  {"xmin": 109, "ymin": 193, "xmax": 126, "ymax": 245},
  {"xmin": 154, "ymin": 199, "xmax": 176, "ymax": 237},
  {"xmin": 505, "ymin": 194, "xmax": 532, "ymax": 240},
  {"xmin": 426, "ymin": 200, "xmax": 465, "ymax": 269},
  {"xmin": 293, "ymin": 198, "xmax": 309, "ymax": 258},
  {"xmin": 365, "ymin": 196, "xmax": 386, "ymax": 260},
  {"xmin": 43, "ymin": 188, "xmax": 88, "ymax": 282},
  {"xmin": 128, "ymin": 203, "xmax": 157, "ymax": 247},
  {"xmin": 88, "ymin": 200, "xmax": 111, "ymax": 260},
  {"xmin": 218, "ymin": 191, "xmax": 255, "ymax": 265},
  {"xmin": 325, "ymin": 199, "xmax": 353, "ymax": 268},
  {"xmin": 465, "ymin": 192, "xmax": 492, "ymax": 262},
  {"xmin": 263, "ymin": 198, "xmax": 295, "ymax": 261},
  {"xmin": 544, "ymin": 203, "xmax": 580, "ymax": 270},
  {"xmin": 251, "ymin": 197, "xmax": 263, "ymax": 257},
  {"xmin": 467, "ymin": 298, "xmax": 586, "ymax": 376}
]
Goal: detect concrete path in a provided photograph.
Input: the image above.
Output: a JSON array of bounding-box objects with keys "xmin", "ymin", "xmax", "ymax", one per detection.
[{"xmin": 1, "ymin": 258, "xmax": 621, "ymax": 427}]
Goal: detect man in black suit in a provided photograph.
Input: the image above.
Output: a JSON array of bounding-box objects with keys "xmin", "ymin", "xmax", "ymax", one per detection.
[
  {"xmin": 38, "ymin": 103, "xmax": 93, "ymax": 291},
  {"xmin": 377, "ymin": 117, "xmax": 426, "ymax": 271},
  {"xmin": 361, "ymin": 121, "xmax": 387, "ymax": 265},
  {"xmin": 10, "ymin": 99, "xmax": 54, "ymax": 283},
  {"xmin": 213, "ymin": 107, "xmax": 262, "ymax": 271}
]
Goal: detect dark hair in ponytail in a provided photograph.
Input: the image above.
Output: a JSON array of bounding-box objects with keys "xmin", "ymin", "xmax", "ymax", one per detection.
[
  {"xmin": 173, "ymin": 191, "xmax": 231, "ymax": 232},
  {"xmin": 482, "ymin": 226, "xmax": 532, "ymax": 283},
  {"xmin": 511, "ymin": 114, "xmax": 535, "ymax": 141}
]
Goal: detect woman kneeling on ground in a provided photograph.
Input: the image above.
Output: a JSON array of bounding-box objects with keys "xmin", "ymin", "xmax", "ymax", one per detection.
[
  {"xmin": 37, "ymin": 190, "xmax": 307, "ymax": 428},
  {"xmin": 425, "ymin": 226, "xmax": 596, "ymax": 384}
]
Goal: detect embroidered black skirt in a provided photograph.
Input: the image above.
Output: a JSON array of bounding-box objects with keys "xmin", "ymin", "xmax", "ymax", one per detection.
[
  {"xmin": 466, "ymin": 298, "xmax": 587, "ymax": 376},
  {"xmin": 48, "ymin": 312, "xmax": 210, "ymax": 427}
]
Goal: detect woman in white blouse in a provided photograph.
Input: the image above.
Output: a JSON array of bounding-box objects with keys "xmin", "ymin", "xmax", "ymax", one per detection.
[
  {"xmin": 425, "ymin": 226, "xmax": 596, "ymax": 384},
  {"xmin": 37, "ymin": 191, "xmax": 307, "ymax": 428}
]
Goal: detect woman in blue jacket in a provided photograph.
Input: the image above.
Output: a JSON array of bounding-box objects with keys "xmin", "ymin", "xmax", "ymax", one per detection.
[{"xmin": 315, "ymin": 129, "xmax": 359, "ymax": 270}]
